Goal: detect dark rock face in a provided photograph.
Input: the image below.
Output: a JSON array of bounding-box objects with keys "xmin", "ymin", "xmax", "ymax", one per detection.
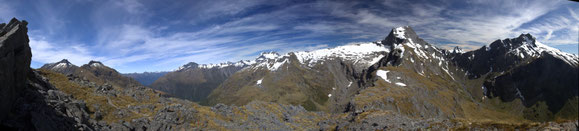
[
  {"xmin": 483, "ymin": 53, "xmax": 578, "ymax": 113},
  {"xmin": 0, "ymin": 18, "xmax": 31, "ymax": 121},
  {"xmin": 2, "ymin": 71, "xmax": 95, "ymax": 130},
  {"xmin": 451, "ymin": 34, "xmax": 579, "ymax": 118},
  {"xmin": 451, "ymin": 34, "xmax": 543, "ymax": 79},
  {"xmin": 0, "ymin": 18, "xmax": 95, "ymax": 130}
]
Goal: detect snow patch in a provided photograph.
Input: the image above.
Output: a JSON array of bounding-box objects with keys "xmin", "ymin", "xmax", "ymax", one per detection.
[
  {"xmin": 376, "ymin": 70, "xmax": 391, "ymax": 83},
  {"xmin": 90, "ymin": 62, "xmax": 103, "ymax": 67},
  {"xmin": 393, "ymin": 27, "xmax": 406, "ymax": 39},
  {"xmin": 369, "ymin": 54, "xmax": 385, "ymax": 66},
  {"xmin": 293, "ymin": 42, "xmax": 390, "ymax": 67},
  {"xmin": 256, "ymin": 78, "xmax": 263, "ymax": 85},
  {"xmin": 393, "ymin": 43, "xmax": 405, "ymax": 58},
  {"xmin": 406, "ymin": 38, "xmax": 428, "ymax": 59},
  {"xmin": 54, "ymin": 63, "xmax": 69, "ymax": 69},
  {"xmin": 395, "ymin": 82, "xmax": 407, "ymax": 87},
  {"xmin": 269, "ymin": 59, "xmax": 288, "ymax": 70}
]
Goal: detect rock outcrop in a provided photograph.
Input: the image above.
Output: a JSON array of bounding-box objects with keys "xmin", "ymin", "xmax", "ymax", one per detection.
[
  {"xmin": 0, "ymin": 18, "xmax": 31, "ymax": 121},
  {"xmin": 0, "ymin": 18, "xmax": 98, "ymax": 131}
]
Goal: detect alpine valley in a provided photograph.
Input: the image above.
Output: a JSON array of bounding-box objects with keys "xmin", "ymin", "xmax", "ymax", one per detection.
[{"xmin": 1, "ymin": 18, "xmax": 578, "ymax": 130}]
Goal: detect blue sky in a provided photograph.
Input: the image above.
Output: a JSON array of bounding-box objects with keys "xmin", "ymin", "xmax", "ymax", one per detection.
[{"xmin": 0, "ymin": 0, "xmax": 577, "ymax": 73}]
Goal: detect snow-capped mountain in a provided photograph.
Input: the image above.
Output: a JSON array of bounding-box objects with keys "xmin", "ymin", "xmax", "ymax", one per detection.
[
  {"xmin": 40, "ymin": 59, "xmax": 79, "ymax": 75},
  {"xmin": 176, "ymin": 60, "xmax": 254, "ymax": 71},
  {"xmin": 247, "ymin": 43, "xmax": 389, "ymax": 72},
  {"xmin": 208, "ymin": 26, "xmax": 578, "ymax": 121}
]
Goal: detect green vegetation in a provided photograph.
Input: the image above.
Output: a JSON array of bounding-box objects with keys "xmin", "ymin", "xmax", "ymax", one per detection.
[{"xmin": 39, "ymin": 69, "xmax": 162, "ymax": 123}]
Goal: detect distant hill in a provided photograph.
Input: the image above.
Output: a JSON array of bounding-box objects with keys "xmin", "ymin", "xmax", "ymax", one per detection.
[
  {"xmin": 150, "ymin": 61, "xmax": 251, "ymax": 102},
  {"xmin": 123, "ymin": 71, "xmax": 169, "ymax": 86}
]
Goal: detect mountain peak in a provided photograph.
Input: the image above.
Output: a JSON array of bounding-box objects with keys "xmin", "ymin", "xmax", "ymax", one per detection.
[
  {"xmin": 256, "ymin": 51, "xmax": 281, "ymax": 62},
  {"xmin": 177, "ymin": 62, "xmax": 199, "ymax": 71},
  {"xmin": 452, "ymin": 46, "xmax": 464, "ymax": 54},
  {"xmin": 40, "ymin": 59, "xmax": 78, "ymax": 75},
  {"xmin": 487, "ymin": 33, "xmax": 539, "ymax": 52},
  {"xmin": 259, "ymin": 51, "xmax": 280, "ymax": 58},
  {"xmin": 381, "ymin": 26, "xmax": 419, "ymax": 46},
  {"xmin": 58, "ymin": 59, "xmax": 71, "ymax": 64},
  {"xmin": 88, "ymin": 60, "xmax": 104, "ymax": 67}
]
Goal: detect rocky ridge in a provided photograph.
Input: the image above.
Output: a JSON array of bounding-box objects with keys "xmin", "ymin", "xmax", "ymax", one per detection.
[{"xmin": 41, "ymin": 59, "xmax": 143, "ymax": 89}]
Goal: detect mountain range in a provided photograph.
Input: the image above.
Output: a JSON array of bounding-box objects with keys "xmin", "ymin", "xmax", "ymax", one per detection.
[
  {"xmin": 2, "ymin": 18, "xmax": 577, "ymax": 130},
  {"xmin": 123, "ymin": 71, "xmax": 169, "ymax": 86}
]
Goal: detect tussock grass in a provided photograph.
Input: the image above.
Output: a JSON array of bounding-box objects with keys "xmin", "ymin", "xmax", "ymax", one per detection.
[{"xmin": 39, "ymin": 69, "xmax": 162, "ymax": 123}]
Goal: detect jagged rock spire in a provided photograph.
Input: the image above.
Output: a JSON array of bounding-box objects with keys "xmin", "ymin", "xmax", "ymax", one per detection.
[{"xmin": 0, "ymin": 18, "xmax": 31, "ymax": 120}]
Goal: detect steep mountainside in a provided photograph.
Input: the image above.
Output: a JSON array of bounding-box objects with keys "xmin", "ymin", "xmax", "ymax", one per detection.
[
  {"xmin": 208, "ymin": 26, "xmax": 579, "ymax": 123},
  {"xmin": 123, "ymin": 71, "xmax": 168, "ymax": 86},
  {"xmin": 208, "ymin": 40, "xmax": 391, "ymax": 112},
  {"xmin": 450, "ymin": 34, "xmax": 579, "ymax": 121},
  {"xmin": 150, "ymin": 61, "xmax": 250, "ymax": 102}
]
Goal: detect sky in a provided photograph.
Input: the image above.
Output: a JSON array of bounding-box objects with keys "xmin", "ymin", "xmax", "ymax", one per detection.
[{"xmin": 0, "ymin": 0, "xmax": 577, "ymax": 73}]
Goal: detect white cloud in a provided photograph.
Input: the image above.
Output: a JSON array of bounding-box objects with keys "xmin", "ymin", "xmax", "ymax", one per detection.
[
  {"xmin": 29, "ymin": 36, "xmax": 103, "ymax": 66},
  {"xmin": 325, "ymin": 0, "xmax": 570, "ymax": 49},
  {"xmin": 21, "ymin": 0, "xmax": 578, "ymax": 72}
]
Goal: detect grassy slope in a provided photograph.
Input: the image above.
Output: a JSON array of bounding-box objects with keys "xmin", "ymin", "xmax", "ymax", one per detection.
[
  {"xmin": 39, "ymin": 69, "xmax": 332, "ymax": 129},
  {"xmin": 39, "ymin": 69, "xmax": 162, "ymax": 123},
  {"xmin": 208, "ymin": 58, "xmax": 339, "ymax": 112},
  {"xmin": 353, "ymin": 63, "xmax": 577, "ymax": 127}
]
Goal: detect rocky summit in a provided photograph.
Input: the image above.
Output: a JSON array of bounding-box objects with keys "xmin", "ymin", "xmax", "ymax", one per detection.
[{"xmin": 1, "ymin": 18, "xmax": 578, "ymax": 130}]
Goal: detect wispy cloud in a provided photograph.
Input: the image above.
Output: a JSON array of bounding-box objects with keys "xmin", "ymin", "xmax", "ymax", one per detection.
[
  {"xmin": 4, "ymin": 0, "xmax": 576, "ymax": 72},
  {"xmin": 29, "ymin": 37, "xmax": 103, "ymax": 66}
]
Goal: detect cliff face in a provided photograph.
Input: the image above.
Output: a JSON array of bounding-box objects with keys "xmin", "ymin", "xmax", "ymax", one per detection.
[{"xmin": 0, "ymin": 18, "xmax": 31, "ymax": 120}]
